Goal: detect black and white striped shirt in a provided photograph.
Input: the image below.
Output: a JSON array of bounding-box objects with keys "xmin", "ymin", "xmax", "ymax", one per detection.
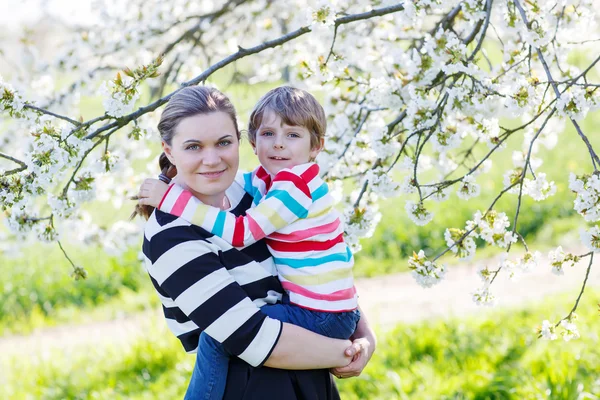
[{"xmin": 142, "ymin": 176, "xmax": 284, "ymax": 367}]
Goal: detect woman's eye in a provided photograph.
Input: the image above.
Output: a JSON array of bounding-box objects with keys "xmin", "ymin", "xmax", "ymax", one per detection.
[
  {"xmin": 218, "ymin": 140, "xmax": 232, "ymax": 147},
  {"xmin": 186, "ymin": 144, "xmax": 200, "ymax": 150}
]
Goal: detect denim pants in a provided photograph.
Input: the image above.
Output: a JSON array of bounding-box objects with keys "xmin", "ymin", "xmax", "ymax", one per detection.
[{"xmin": 184, "ymin": 295, "xmax": 360, "ymax": 400}]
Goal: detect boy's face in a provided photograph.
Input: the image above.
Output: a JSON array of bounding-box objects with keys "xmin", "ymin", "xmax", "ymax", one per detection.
[{"xmin": 253, "ymin": 109, "xmax": 322, "ymax": 175}]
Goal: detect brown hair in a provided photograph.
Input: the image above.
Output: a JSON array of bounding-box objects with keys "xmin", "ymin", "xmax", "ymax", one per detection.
[
  {"xmin": 247, "ymin": 86, "xmax": 326, "ymax": 149},
  {"xmin": 133, "ymin": 86, "xmax": 239, "ymax": 220}
]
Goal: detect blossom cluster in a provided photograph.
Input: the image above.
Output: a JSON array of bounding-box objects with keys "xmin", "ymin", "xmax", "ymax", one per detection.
[
  {"xmin": 538, "ymin": 316, "xmax": 580, "ymax": 342},
  {"xmin": 407, "ymin": 250, "xmax": 446, "ymax": 288}
]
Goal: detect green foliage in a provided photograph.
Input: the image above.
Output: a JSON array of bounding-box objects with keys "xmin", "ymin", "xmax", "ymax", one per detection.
[
  {"xmin": 336, "ymin": 290, "xmax": 600, "ymax": 399},
  {"xmin": 0, "ymin": 246, "xmax": 154, "ymax": 335},
  {"xmin": 3, "ymin": 291, "xmax": 599, "ymax": 399}
]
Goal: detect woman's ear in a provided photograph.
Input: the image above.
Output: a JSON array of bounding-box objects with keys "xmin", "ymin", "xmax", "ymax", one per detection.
[{"xmin": 162, "ymin": 141, "xmax": 176, "ymax": 166}]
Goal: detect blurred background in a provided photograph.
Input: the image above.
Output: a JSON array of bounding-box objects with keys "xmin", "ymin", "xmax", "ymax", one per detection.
[{"xmin": 1, "ymin": 1, "xmax": 600, "ymax": 399}]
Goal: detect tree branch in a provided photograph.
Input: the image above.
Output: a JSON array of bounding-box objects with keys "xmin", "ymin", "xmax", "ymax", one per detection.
[
  {"xmin": 514, "ymin": 0, "xmax": 600, "ymax": 170},
  {"xmin": 23, "ymin": 104, "xmax": 81, "ymax": 126},
  {"xmin": 84, "ymin": 3, "xmax": 407, "ymax": 140},
  {"xmin": 0, "ymin": 152, "xmax": 27, "ymax": 176}
]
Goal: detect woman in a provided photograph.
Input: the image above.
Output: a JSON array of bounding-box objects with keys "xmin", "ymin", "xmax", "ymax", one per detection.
[{"xmin": 137, "ymin": 86, "xmax": 376, "ymax": 399}]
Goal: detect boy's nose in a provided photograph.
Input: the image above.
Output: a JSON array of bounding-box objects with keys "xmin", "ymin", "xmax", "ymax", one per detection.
[{"xmin": 273, "ymin": 143, "xmax": 284, "ymax": 150}]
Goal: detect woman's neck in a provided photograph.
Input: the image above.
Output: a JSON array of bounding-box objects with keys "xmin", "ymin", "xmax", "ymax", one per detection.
[
  {"xmin": 172, "ymin": 178, "xmax": 230, "ymax": 210},
  {"xmin": 190, "ymin": 188, "xmax": 230, "ymax": 210}
]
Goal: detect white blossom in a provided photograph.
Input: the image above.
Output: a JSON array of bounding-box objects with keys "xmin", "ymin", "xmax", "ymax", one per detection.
[
  {"xmin": 580, "ymin": 226, "xmax": 600, "ymax": 253},
  {"xmin": 560, "ymin": 319, "xmax": 580, "ymax": 342},
  {"xmin": 472, "ymin": 285, "xmax": 497, "ymax": 306},
  {"xmin": 405, "ymin": 201, "xmax": 434, "ymax": 226},
  {"xmin": 539, "ymin": 320, "xmax": 557, "ymax": 341},
  {"xmin": 408, "ymin": 250, "xmax": 446, "ymax": 288},
  {"xmin": 456, "ymin": 175, "xmax": 481, "ymax": 200}
]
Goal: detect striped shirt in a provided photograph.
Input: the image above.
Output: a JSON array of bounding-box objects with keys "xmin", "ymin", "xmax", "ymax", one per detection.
[
  {"xmin": 157, "ymin": 163, "xmax": 358, "ymax": 312},
  {"xmin": 142, "ymin": 177, "xmax": 284, "ymax": 367}
]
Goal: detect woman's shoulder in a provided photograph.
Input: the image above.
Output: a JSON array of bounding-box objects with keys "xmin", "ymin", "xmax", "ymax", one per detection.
[{"xmin": 143, "ymin": 211, "xmax": 217, "ymax": 257}]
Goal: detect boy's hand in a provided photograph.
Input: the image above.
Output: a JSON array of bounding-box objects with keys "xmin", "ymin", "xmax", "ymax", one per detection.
[{"xmin": 137, "ymin": 178, "xmax": 169, "ymax": 208}]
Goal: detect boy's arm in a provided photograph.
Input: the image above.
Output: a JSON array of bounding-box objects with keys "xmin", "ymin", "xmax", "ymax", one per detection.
[{"xmin": 159, "ymin": 165, "xmax": 319, "ymax": 247}]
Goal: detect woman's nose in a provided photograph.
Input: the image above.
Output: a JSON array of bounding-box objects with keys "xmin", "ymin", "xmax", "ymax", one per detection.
[{"xmin": 203, "ymin": 150, "xmax": 221, "ymax": 165}]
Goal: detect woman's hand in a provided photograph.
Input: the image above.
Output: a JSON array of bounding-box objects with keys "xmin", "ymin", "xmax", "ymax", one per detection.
[
  {"xmin": 137, "ymin": 178, "xmax": 169, "ymax": 208},
  {"xmin": 331, "ymin": 306, "xmax": 377, "ymax": 379},
  {"xmin": 331, "ymin": 336, "xmax": 374, "ymax": 378}
]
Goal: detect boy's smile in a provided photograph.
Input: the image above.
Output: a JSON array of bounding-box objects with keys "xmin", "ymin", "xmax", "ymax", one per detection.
[{"xmin": 254, "ymin": 109, "xmax": 321, "ymax": 175}]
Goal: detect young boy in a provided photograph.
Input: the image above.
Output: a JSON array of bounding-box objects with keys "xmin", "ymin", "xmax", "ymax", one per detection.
[{"xmin": 141, "ymin": 86, "xmax": 359, "ymax": 399}]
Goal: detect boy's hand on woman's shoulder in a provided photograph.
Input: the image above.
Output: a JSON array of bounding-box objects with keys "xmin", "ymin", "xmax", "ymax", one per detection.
[{"xmin": 137, "ymin": 178, "xmax": 169, "ymax": 208}]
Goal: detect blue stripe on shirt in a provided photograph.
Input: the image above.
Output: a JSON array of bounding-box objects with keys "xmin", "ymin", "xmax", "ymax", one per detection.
[
  {"xmin": 264, "ymin": 190, "xmax": 309, "ymax": 219},
  {"xmin": 273, "ymin": 247, "xmax": 352, "ymax": 269},
  {"xmin": 213, "ymin": 211, "xmax": 226, "ymax": 237},
  {"xmin": 311, "ymin": 183, "xmax": 329, "ymax": 201}
]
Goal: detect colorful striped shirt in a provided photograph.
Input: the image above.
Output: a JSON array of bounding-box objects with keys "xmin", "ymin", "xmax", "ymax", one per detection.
[{"xmin": 158, "ymin": 163, "xmax": 358, "ymax": 312}]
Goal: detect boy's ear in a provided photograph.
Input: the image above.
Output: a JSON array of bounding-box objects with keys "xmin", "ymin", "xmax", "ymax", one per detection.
[
  {"xmin": 162, "ymin": 141, "xmax": 176, "ymax": 165},
  {"xmin": 309, "ymin": 137, "xmax": 325, "ymax": 160}
]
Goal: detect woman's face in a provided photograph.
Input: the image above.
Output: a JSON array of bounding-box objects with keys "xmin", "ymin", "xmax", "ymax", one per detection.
[{"xmin": 163, "ymin": 112, "xmax": 239, "ymax": 204}]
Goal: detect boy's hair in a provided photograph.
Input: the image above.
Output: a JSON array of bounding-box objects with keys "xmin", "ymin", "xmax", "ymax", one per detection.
[{"xmin": 248, "ymin": 86, "xmax": 326, "ymax": 149}]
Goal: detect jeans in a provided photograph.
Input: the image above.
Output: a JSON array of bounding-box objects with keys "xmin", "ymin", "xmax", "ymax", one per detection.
[{"xmin": 184, "ymin": 295, "xmax": 360, "ymax": 400}]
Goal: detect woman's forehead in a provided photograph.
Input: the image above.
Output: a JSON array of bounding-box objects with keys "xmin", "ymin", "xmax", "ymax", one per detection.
[{"xmin": 174, "ymin": 112, "xmax": 236, "ymax": 141}]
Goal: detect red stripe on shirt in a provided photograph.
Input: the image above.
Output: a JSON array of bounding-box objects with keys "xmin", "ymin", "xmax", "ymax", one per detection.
[
  {"xmin": 300, "ymin": 163, "xmax": 320, "ymax": 182},
  {"xmin": 171, "ymin": 190, "xmax": 193, "ymax": 216},
  {"xmin": 268, "ymin": 218, "xmax": 341, "ymax": 242},
  {"xmin": 273, "ymin": 171, "xmax": 311, "ymax": 198},
  {"xmin": 281, "ymin": 281, "xmax": 357, "ymax": 301},
  {"xmin": 255, "ymin": 166, "xmax": 272, "ymax": 192},
  {"xmin": 232, "ymin": 215, "xmax": 246, "ymax": 247},
  {"xmin": 157, "ymin": 183, "xmax": 175, "ymax": 210},
  {"xmin": 267, "ymin": 233, "xmax": 344, "ymax": 252},
  {"xmin": 247, "ymin": 214, "xmax": 266, "ymax": 243}
]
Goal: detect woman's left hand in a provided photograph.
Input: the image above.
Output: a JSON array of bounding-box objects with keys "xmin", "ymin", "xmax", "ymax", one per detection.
[{"xmin": 330, "ymin": 335, "xmax": 374, "ymax": 379}]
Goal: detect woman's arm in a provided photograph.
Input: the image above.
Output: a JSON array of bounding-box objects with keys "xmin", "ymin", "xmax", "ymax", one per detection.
[{"xmin": 265, "ymin": 323, "xmax": 352, "ymax": 369}]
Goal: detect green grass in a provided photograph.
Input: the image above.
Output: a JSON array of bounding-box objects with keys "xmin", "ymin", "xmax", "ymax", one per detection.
[
  {"xmin": 3, "ymin": 290, "xmax": 599, "ymax": 399},
  {"xmin": 337, "ymin": 291, "xmax": 600, "ymax": 399},
  {"xmin": 0, "ymin": 246, "xmax": 156, "ymax": 336}
]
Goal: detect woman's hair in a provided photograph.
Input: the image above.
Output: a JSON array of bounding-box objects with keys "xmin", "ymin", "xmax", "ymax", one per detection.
[
  {"xmin": 134, "ymin": 86, "xmax": 239, "ymax": 220},
  {"xmin": 247, "ymin": 86, "xmax": 326, "ymax": 150}
]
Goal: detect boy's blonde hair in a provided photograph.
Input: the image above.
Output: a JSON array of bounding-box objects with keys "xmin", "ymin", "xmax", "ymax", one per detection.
[{"xmin": 248, "ymin": 86, "xmax": 326, "ymax": 150}]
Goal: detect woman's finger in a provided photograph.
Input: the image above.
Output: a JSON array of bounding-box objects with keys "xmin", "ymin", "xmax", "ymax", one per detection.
[{"xmin": 344, "ymin": 337, "xmax": 368, "ymax": 356}]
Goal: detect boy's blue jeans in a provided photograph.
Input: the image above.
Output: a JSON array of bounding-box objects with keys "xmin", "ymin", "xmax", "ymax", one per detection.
[{"xmin": 184, "ymin": 296, "xmax": 360, "ymax": 400}]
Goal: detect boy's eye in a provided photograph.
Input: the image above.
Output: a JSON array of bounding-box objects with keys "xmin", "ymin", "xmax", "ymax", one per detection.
[
  {"xmin": 288, "ymin": 133, "xmax": 300, "ymax": 138},
  {"xmin": 261, "ymin": 131, "xmax": 274, "ymax": 136}
]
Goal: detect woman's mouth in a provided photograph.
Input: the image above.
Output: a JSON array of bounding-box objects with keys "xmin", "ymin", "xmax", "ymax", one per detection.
[{"xmin": 198, "ymin": 169, "xmax": 226, "ymax": 178}]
